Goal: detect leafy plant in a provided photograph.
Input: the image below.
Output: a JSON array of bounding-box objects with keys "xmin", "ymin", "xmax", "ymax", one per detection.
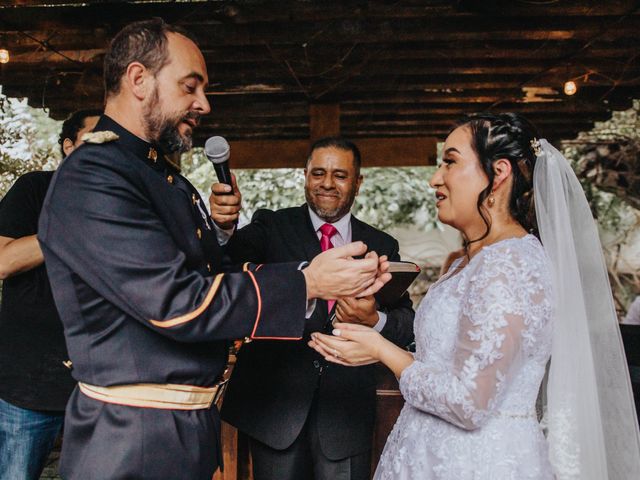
[{"xmin": 0, "ymin": 94, "xmax": 61, "ymax": 193}]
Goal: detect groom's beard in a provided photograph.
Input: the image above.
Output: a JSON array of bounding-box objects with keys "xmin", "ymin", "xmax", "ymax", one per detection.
[{"xmin": 143, "ymin": 87, "xmax": 198, "ymax": 154}]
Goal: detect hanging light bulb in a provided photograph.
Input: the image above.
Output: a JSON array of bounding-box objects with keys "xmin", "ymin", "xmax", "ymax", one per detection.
[
  {"xmin": 0, "ymin": 49, "xmax": 9, "ymax": 64},
  {"xmin": 563, "ymin": 80, "xmax": 577, "ymax": 96}
]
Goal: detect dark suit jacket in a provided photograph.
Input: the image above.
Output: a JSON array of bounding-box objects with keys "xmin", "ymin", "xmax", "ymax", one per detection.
[{"xmin": 220, "ymin": 205, "xmax": 415, "ymax": 460}]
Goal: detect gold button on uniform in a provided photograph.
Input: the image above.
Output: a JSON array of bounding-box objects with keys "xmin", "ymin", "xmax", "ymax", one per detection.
[
  {"xmin": 167, "ymin": 175, "xmax": 174, "ymax": 184},
  {"xmin": 196, "ymin": 228, "xmax": 202, "ymax": 239},
  {"xmin": 207, "ymin": 263, "xmax": 212, "ymax": 272},
  {"xmin": 192, "ymin": 194, "xmax": 198, "ymax": 205},
  {"xmin": 148, "ymin": 148, "xmax": 158, "ymax": 162}
]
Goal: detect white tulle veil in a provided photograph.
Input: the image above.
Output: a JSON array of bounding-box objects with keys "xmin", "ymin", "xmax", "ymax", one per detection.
[{"xmin": 534, "ymin": 139, "xmax": 640, "ymax": 479}]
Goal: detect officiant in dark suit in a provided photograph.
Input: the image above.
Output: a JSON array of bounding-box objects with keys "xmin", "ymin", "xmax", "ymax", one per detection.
[{"xmin": 212, "ymin": 137, "xmax": 415, "ymax": 480}]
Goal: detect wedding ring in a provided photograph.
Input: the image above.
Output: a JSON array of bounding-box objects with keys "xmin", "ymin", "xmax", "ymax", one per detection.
[{"xmin": 333, "ymin": 349, "xmax": 340, "ymax": 358}]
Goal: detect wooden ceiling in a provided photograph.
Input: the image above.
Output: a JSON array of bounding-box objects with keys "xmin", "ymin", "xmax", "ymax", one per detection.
[{"xmin": 1, "ymin": 0, "xmax": 639, "ymax": 162}]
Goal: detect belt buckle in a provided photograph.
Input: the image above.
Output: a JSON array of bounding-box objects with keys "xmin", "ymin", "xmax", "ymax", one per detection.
[{"xmin": 213, "ymin": 378, "xmax": 230, "ymax": 408}]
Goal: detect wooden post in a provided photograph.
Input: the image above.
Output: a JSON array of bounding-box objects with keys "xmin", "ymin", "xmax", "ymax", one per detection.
[
  {"xmin": 309, "ymin": 104, "xmax": 340, "ymax": 142},
  {"xmin": 371, "ymin": 364, "xmax": 404, "ymax": 475}
]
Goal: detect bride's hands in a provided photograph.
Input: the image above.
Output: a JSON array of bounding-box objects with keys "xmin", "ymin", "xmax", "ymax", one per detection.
[{"xmin": 308, "ymin": 322, "xmax": 386, "ymax": 367}]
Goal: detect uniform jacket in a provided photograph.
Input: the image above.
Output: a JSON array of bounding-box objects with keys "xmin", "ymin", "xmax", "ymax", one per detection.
[
  {"xmin": 38, "ymin": 116, "xmax": 308, "ymax": 480},
  {"xmin": 220, "ymin": 205, "xmax": 415, "ymax": 460}
]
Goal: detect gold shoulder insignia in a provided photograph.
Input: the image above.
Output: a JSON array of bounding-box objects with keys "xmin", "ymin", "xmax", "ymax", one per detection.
[{"xmin": 82, "ymin": 131, "xmax": 119, "ymax": 144}]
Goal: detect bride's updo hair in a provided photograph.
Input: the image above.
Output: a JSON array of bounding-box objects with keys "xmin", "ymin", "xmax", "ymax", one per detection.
[{"xmin": 454, "ymin": 112, "xmax": 540, "ymax": 242}]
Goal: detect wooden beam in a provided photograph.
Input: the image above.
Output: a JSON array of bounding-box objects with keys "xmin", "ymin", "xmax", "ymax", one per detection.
[
  {"xmin": 7, "ymin": 48, "xmax": 104, "ymax": 65},
  {"xmin": 227, "ymin": 137, "xmax": 436, "ymax": 168},
  {"xmin": 9, "ymin": 58, "xmax": 640, "ymax": 83},
  {"xmin": 3, "ymin": 14, "xmax": 640, "ymax": 51},
  {"xmin": 309, "ymin": 103, "xmax": 340, "ymax": 142},
  {"xmin": 228, "ymin": 140, "xmax": 309, "ymax": 169},
  {"xmin": 1, "ymin": 0, "xmax": 636, "ymax": 18},
  {"xmin": 359, "ymin": 137, "xmax": 437, "ymax": 167},
  {"xmin": 7, "ymin": 42, "xmax": 636, "ymax": 68}
]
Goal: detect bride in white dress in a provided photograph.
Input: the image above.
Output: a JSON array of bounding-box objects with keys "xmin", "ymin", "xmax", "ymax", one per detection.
[{"xmin": 310, "ymin": 113, "xmax": 640, "ymax": 479}]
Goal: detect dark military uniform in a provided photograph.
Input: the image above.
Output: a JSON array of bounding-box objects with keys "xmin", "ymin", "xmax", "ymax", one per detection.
[{"xmin": 38, "ymin": 115, "xmax": 307, "ymax": 480}]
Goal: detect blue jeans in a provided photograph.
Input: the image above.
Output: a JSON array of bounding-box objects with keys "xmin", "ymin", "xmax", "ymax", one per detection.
[{"xmin": 0, "ymin": 398, "xmax": 64, "ymax": 480}]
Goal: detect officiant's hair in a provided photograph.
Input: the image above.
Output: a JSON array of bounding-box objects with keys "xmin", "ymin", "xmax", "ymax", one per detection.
[
  {"xmin": 307, "ymin": 137, "xmax": 362, "ymax": 175},
  {"xmin": 454, "ymin": 112, "xmax": 540, "ymax": 244}
]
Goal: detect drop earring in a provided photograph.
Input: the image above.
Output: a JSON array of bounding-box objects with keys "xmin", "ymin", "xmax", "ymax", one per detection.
[{"xmin": 488, "ymin": 193, "xmax": 495, "ymax": 208}]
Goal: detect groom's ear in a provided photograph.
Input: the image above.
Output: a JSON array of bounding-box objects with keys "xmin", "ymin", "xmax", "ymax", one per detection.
[{"xmin": 492, "ymin": 158, "xmax": 512, "ymax": 191}]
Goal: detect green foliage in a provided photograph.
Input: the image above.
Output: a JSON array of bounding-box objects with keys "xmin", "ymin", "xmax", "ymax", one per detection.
[
  {"xmin": 0, "ymin": 93, "xmax": 61, "ymax": 195},
  {"xmin": 561, "ymin": 99, "xmax": 640, "ymax": 315}
]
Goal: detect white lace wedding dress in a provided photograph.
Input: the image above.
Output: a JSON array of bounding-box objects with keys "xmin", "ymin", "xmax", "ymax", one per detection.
[{"xmin": 375, "ymin": 235, "xmax": 555, "ymax": 479}]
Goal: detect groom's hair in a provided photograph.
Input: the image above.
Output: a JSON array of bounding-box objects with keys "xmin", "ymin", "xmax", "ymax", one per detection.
[{"xmin": 104, "ymin": 18, "xmax": 198, "ymax": 98}]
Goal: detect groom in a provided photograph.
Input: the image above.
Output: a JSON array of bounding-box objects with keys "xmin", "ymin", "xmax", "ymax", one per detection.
[{"xmin": 38, "ymin": 19, "xmax": 389, "ymax": 480}]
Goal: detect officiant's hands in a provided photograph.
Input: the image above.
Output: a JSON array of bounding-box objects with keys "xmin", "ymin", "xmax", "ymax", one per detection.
[
  {"xmin": 209, "ymin": 174, "xmax": 242, "ymax": 230},
  {"xmin": 309, "ymin": 322, "xmax": 384, "ymax": 367},
  {"xmin": 303, "ymin": 245, "xmax": 391, "ymax": 300}
]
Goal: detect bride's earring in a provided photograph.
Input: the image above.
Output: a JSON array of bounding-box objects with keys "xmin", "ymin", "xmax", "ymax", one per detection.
[{"xmin": 488, "ymin": 193, "xmax": 495, "ymax": 208}]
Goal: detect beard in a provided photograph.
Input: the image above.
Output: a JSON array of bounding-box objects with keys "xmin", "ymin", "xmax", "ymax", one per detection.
[
  {"xmin": 305, "ymin": 187, "xmax": 357, "ymax": 223},
  {"xmin": 143, "ymin": 86, "xmax": 198, "ymax": 154}
]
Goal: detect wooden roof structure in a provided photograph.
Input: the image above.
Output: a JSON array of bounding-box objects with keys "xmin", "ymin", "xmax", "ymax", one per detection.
[{"xmin": 1, "ymin": 0, "xmax": 639, "ymax": 167}]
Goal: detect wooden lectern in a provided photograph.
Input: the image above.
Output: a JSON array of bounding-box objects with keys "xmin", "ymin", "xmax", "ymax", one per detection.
[{"xmin": 214, "ymin": 362, "xmax": 404, "ymax": 480}]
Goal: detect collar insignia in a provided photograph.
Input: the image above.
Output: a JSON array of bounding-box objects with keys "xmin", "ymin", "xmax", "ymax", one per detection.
[{"xmin": 81, "ymin": 131, "xmax": 119, "ymax": 144}]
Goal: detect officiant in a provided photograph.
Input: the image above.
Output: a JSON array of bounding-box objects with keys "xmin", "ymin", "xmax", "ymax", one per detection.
[{"xmin": 212, "ymin": 137, "xmax": 415, "ymax": 480}]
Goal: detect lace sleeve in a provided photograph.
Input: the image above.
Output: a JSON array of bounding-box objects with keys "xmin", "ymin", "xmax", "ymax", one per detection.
[{"xmin": 399, "ymin": 245, "xmax": 546, "ymax": 430}]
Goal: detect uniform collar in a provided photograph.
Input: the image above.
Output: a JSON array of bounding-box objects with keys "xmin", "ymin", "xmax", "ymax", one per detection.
[{"xmin": 94, "ymin": 115, "xmax": 179, "ymax": 172}]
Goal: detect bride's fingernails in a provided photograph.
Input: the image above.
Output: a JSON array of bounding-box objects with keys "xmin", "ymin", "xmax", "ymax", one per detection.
[{"xmin": 333, "ymin": 329, "xmax": 341, "ymax": 336}]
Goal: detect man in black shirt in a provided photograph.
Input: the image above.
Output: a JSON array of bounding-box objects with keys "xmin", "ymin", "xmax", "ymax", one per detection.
[{"xmin": 0, "ymin": 109, "xmax": 100, "ymax": 480}]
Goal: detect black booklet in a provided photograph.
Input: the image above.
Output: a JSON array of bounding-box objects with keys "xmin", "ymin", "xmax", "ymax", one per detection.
[{"xmin": 375, "ymin": 261, "xmax": 421, "ymax": 306}]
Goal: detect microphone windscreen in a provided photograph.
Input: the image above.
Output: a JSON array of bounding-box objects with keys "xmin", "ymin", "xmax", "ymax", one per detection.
[{"xmin": 204, "ymin": 136, "xmax": 230, "ymax": 164}]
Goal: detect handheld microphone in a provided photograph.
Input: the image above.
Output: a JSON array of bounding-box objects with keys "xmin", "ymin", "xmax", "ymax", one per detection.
[{"xmin": 204, "ymin": 136, "xmax": 232, "ymax": 188}]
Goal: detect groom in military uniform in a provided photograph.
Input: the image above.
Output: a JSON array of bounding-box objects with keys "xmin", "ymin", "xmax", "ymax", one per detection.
[{"xmin": 39, "ymin": 18, "xmax": 389, "ymax": 480}]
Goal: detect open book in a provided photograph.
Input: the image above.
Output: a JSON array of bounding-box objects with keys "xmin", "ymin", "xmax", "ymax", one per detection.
[{"xmin": 374, "ymin": 261, "xmax": 421, "ymax": 306}]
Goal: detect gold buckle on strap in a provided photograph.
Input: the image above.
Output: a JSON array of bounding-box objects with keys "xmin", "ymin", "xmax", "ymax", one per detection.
[{"xmin": 78, "ymin": 381, "xmax": 226, "ymax": 410}]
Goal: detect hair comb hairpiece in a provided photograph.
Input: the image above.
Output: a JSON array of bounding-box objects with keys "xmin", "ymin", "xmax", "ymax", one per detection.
[{"xmin": 530, "ymin": 138, "xmax": 542, "ymax": 157}]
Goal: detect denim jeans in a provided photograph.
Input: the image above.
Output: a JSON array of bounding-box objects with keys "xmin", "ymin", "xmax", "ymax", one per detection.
[{"xmin": 0, "ymin": 398, "xmax": 64, "ymax": 480}]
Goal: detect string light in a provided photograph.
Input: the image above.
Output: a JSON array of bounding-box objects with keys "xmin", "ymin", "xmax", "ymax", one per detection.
[
  {"xmin": 563, "ymin": 80, "xmax": 577, "ymax": 96},
  {"xmin": 0, "ymin": 49, "xmax": 9, "ymax": 64}
]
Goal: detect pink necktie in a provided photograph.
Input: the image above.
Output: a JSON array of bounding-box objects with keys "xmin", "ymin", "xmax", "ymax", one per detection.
[{"xmin": 319, "ymin": 223, "xmax": 338, "ymax": 313}]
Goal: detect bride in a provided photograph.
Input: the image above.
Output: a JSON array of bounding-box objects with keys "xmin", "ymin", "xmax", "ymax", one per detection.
[{"xmin": 309, "ymin": 113, "xmax": 640, "ymax": 479}]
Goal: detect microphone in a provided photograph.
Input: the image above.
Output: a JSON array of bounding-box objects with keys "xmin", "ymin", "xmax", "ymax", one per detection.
[{"xmin": 204, "ymin": 136, "xmax": 232, "ymax": 188}]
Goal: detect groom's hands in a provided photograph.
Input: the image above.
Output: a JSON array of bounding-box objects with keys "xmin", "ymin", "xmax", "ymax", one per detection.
[{"xmin": 303, "ymin": 242, "xmax": 391, "ymax": 300}]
